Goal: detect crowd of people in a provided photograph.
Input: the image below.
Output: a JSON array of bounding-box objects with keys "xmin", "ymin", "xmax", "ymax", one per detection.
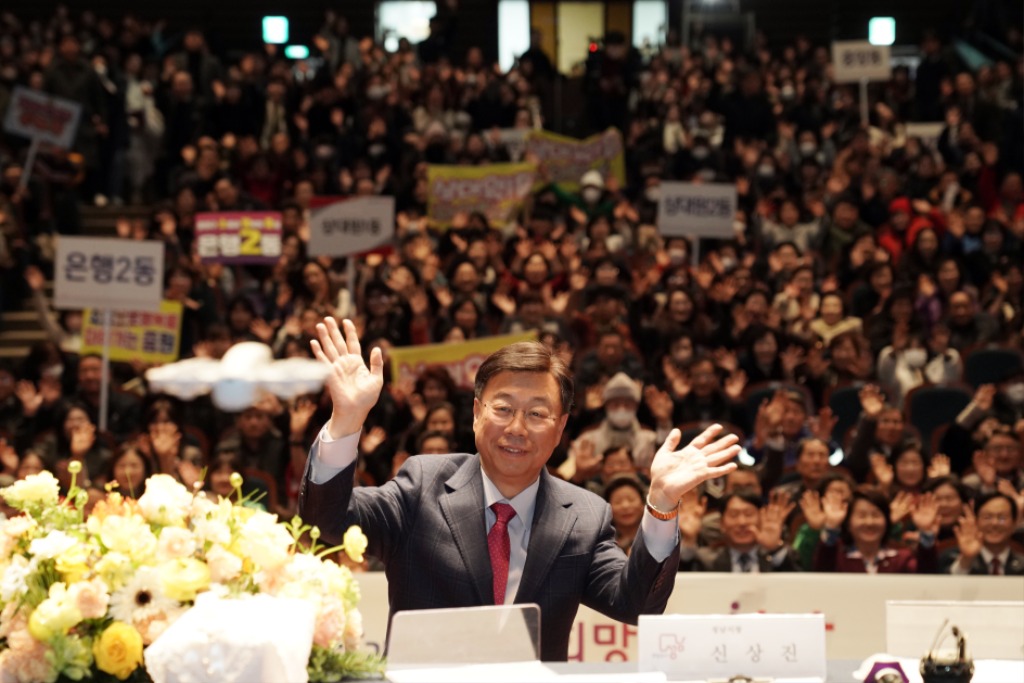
[{"xmin": 0, "ymin": 5, "xmax": 1022, "ymax": 575}]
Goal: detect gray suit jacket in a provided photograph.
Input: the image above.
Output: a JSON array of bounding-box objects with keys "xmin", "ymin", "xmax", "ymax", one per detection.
[{"xmin": 298, "ymin": 448, "xmax": 679, "ymax": 661}]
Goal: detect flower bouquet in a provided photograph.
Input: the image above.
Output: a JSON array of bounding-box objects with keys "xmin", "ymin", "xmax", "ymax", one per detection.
[{"xmin": 0, "ymin": 466, "xmax": 382, "ymax": 682}]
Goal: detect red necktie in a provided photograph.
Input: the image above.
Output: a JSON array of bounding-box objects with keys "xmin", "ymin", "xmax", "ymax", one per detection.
[
  {"xmin": 991, "ymin": 557, "xmax": 1002, "ymax": 576},
  {"xmin": 488, "ymin": 503, "xmax": 517, "ymax": 605}
]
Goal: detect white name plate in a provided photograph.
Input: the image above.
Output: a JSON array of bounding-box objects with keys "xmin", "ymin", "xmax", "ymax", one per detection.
[{"xmin": 639, "ymin": 613, "xmax": 826, "ymax": 681}]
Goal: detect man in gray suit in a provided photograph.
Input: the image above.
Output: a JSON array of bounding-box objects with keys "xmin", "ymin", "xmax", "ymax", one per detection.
[{"xmin": 299, "ymin": 317, "xmax": 739, "ymax": 661}]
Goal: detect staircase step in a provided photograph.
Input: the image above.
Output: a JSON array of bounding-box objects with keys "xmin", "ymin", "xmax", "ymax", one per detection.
[
  {"xmin": 0, "ymin": 347, "xmax": 30, "ymax": 360},
  {"xmin": 0, "ymin": 329, "xmax": 48, "ymax": 345},
  {"xmin": 0, "ymin": 310, "xmax": 43, "ymax": 332}
]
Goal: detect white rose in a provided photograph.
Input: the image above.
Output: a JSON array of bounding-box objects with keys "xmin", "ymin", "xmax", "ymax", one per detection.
[
  {"xmin": 29, "ymin": 530, "xmax": 77, "ymax": 560},
  {"xmin": 205, "ymin": 544, "xmax": 243, "ymax": 583},
  {"xmin": 237, "ymin": 512, "xmax": 293, "ymax": 570},
  {"xmin": 191, "ymin": 516, "xmax": 231, "ymax": 546},
  {"xmin": 1, "ymin": 472, "xmax": 60, "ymax": 509},
  {"xmin": 0, "ymin": 556, "xmax": 31, "ymax": 602},
  {"xmin": 137, "ymin": 474, "xmax": 193, "ymax": 526}
]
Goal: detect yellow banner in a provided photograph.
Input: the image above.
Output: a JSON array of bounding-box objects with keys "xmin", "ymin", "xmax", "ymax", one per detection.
[
  {"xmin": 81, "ymin": 300, "xmax": 183, "ymax": 364},
  {"xmin": 526, "ymin": 128, "xmax": 626, "ymax": 191},
  {"xmin": 389, "ymin": 331, "xmax": 538, "ymax": 391},
  {"xmin": 426, "ymin": 163, "xmax": 536, "ymax": 228}
]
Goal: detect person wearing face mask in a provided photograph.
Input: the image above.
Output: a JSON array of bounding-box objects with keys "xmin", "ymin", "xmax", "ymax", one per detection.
[
  {"xmin": 575, "ymin": 372, "xmax": 658, "ymax": 473},
  {"xmin": 877, "ymin": 331, "xmax": 933, "ymax": 406},
  {"xmin": 546, "ymin": 169, "xmax": 616, "ymax": 223}
]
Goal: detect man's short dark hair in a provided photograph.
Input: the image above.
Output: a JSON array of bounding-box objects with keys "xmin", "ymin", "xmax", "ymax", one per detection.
[
  {"xmin": 721, "ymin": 490, "xmax": 764, "ymax": 512},
  {"xmin": 602, "ymin": 473, "xmax": 646, "ymax": 503},
  {"xmin": 975, "ymin": 491, "xmax": 1019, "ymax": 523},
  {"xmin": 475, "ymin": 341, "xmax": 574, "ymax": 414}
]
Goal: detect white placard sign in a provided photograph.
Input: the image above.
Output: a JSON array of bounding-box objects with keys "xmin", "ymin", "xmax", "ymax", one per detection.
[
  {"xmin": 308, "ymin": 196, "xmax": 395, "ymax": 257},
  {"xmin": 638, "ymin": 614, "xmax": 826, "ymax": 681},
  {"xmin": 54, "ymin": 236, "xmax": 164, "ymax": 312},
  {"xmin": 886, "ymin": 601, "xmax": 1024, "ymax": 661},
  {"xmin": 832, "ymin": 41, "xmax": 892, "ymax": 83},
  {"xmin": 658, "ymin": 181, "xmax": 737, "ymax": 239},
  {"xmin": 2, "ymin": 86, "xmax": 82, "ymax": 149},
  {"xmin": 905, "ymin": 122, "xmax": 945, "ymax": 150}
]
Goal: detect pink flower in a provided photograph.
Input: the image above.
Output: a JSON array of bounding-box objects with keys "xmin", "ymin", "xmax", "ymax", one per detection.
[
  {"xmin": 68, "ymin": 578, "xmax": 110, "ymax": 620},
  {"xmin": 313, "ymin": 597, "xmax": 347, "ymax": 649},
  {"xmin": 156, "ymin": 527, "xmax": 197, "ymax": 563},
  {"xmin": 0, "ymin": 621, "xmax": 54, "ymax": 683},
  {"xmin": 205, "ymin": 544, "xmax": 242, "ymax": 584}
]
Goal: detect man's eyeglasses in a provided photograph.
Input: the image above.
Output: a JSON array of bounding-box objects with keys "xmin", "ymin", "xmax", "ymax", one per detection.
[
  {"xmin": 483, "ymin": 402, "xmax": 558, "ymax": 430},
  {"xmin": 978, "ymin": 514, "xmax": 1012, "ymax": 524}
]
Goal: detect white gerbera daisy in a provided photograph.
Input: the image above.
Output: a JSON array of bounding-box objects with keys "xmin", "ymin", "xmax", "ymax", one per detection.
[{"xmin": 108, "ymin": 567, "xmax": 178, "ymax": 626}]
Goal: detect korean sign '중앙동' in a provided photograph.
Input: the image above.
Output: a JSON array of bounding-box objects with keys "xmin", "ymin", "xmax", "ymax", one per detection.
[
  {"xmin": 195, "ymin": 212, "xmax": 283, "ymax": 264},
  {"xmin": 831, "ymin": 41, "xmax": 892, "ymax": 83},
  {"xmin": 54, "ymin": 236, "xmax": 164, "ymax": 312}
]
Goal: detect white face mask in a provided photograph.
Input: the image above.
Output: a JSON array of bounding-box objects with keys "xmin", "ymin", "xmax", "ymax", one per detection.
[
  {"xmin": 581, "ymin": 187, "xmax": 602, "ymax": 204},
  {"xmin": 645, "ymin": 186, "xmax": 661, "ymax": 203},
  {"xmin": 799, "ymin": 142, "xmax": 817, "ymax": 156},
  {"xmin": 668, "ymin": 248, "xmax": 687, "ymax": 264},
  {"xmin": 692, "ymin": 146, "xmax": 710, "ymax": 160},
  {"xmin": 1006, "ymin": 383, "xmax": 1024, "ymax": 403},
  {"xmin": 606, "ymin": 408, "xmax": 635, "ymax": 429},
  {"xmin": 903, "ymin": 348, "xmax": 927, "ymax": 369}
]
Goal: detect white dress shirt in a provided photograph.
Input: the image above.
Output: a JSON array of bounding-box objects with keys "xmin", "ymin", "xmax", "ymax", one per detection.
[{"xmin": 309, "ymin": 426, "xmax": 679, "ymax": 599}]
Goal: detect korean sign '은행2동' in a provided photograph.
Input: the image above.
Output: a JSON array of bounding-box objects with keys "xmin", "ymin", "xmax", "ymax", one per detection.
[{"xmin": 54, "ymin": 236, "xmax": 164, "ymax": 312}]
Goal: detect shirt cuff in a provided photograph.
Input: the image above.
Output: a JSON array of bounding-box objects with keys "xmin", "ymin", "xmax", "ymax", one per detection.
[
  {"xmin": 308, "ymin": 425, "xmax": 361, "ymax": 485},
  {"xmin": 949, "ymin": 557, "xmax": 972, "ymax": 575},
  {"xmin": 767, "ymin": 545, "xmax": 789, "ymax": 567},
  {"xmin": 641, "ymin": 511, "xmax": 680, "ymax": 562}
]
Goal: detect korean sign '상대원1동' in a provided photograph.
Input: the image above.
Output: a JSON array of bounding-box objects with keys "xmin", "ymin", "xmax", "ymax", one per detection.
[
  {"xmin": 657, "ymin": 182, "xmax": 738, "ymax": 240},
  {"xmin": 308, "ymin": 196, "xmax": 395, "ymax": 257}
]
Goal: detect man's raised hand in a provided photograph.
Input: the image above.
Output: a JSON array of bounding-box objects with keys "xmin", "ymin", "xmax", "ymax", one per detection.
[
  {"xmin": 311, "ymin": 317, "xmax": 384, "ymax": 438},
  {"xmin": 649, "ymin": 424, "xmax": 739, "ymax": 511}
]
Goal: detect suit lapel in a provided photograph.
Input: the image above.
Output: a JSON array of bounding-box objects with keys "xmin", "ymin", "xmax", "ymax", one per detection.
[
  {"xmin": 439, "ymin": 456, "xmax": 493, "ymax": 605},
  {"xmin": 515, "ymin": 471, "xmax": 577, "ymax": 603},
  {"xmin": 712, "ymin": 549, "xmax": 733, "ymax": 572}
]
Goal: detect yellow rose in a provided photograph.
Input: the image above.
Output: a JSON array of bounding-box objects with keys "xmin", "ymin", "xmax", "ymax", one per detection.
[
  {"xmin": 95, "ymin": 551, "xmax": 134, "ymax": 591},
  {"xmin": 94, "ymin": 622, "xmax": 144, "ymax": 680},
  {"xmin": 56, "ymin": 544, "xmax": 91, "ymax": 583},
  {"xmin": 28, "ymin": 584, "xmax": 83, "ymax": 641},
  {"xmin": 343, "ymin": 526, "xmax": 369, "ymax": 564},
  {"xmin": 158, "ymin": 558, "xmax": 211, "ymax": 602}
]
